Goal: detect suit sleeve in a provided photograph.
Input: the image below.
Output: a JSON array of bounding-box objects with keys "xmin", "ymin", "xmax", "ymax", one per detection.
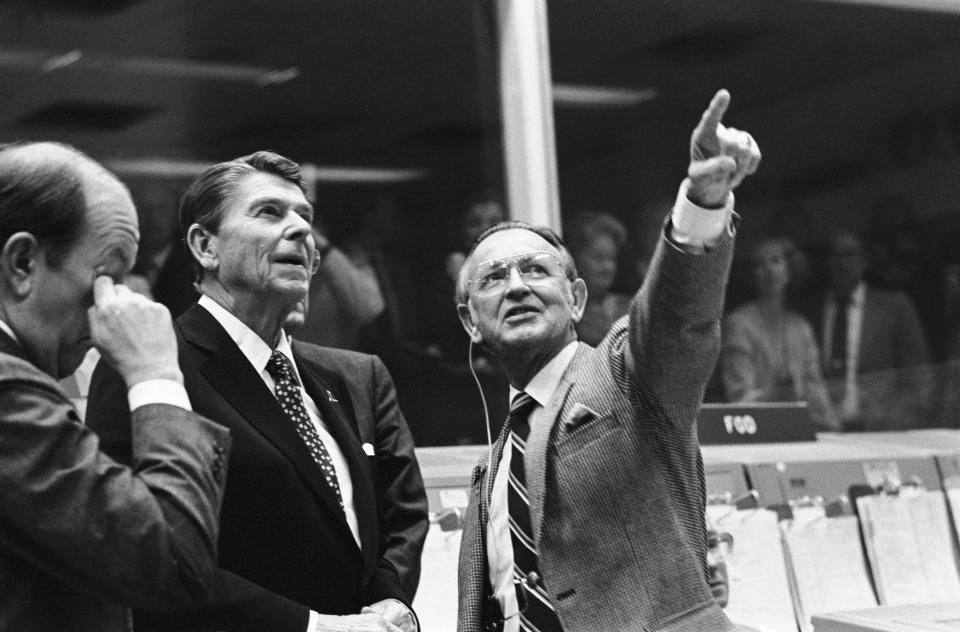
[
  {"xmin": 365, "ymin": 355, "xmax": 429, "ymax": 603},
  {"xmin": 622, "ymin": 219, "xmax": 735, "ymax": 430},
  {"xmin": 0, "ymin": 366, "xmax": 230, "ymax": 612},
  {"xmin": 87, "ymin": 358, "xmax": 312, "ymax": 632}
]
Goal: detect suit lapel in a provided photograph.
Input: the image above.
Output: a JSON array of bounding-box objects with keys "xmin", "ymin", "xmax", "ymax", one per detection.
[
  {"xmin": 177, "ymin": 305, "xmax": 350, "ymax": 530},
  {"xmin": 294, "ymin": 349, "xmax": 378, "ymax": 563},
  {"xmin": 527, "ymin": 343, "xmax": 588, "ymax": 546},
  {"xmin": 858, "ymin": 288, "xmax": 878, "ymax": 366},
  {"xmin": 484, "ymin": 419, "xmax": 513, "ymax": 510}
]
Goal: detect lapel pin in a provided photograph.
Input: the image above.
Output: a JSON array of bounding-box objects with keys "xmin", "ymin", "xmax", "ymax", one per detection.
[
  {"xmin": 362, "ymin": 443, "xmax": 375, "ymax": 456},
  {"xmin": 326, "ymin": 389, "xmax": 339, "ymax": 403}
]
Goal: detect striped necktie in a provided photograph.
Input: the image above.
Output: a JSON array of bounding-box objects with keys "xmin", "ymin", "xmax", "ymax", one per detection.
[
  {"xmin": 266, "ymin": 350, "xmax": 344, "ymax": 510},
  {"xmin": 507, "ymin": 392, "xmax": 562, "ymax": 632}
]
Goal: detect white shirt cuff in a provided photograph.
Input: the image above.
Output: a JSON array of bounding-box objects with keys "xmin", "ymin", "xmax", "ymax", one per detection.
[
  {"xmin": 307, "ymin": 610, "xmax": 318, "ymax": 632},
  {"xmin": 670, "ymin": 179, "xmax": 735, "ymax": 248},
  {"xmin": 128, "ymin": 379, "xmax": 192, "ymax": 412}
]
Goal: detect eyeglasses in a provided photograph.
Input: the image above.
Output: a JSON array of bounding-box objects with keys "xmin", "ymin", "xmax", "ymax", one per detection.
[{"xmin": 469, "ymin": 251, "xmax": 567, "ymax": 297}]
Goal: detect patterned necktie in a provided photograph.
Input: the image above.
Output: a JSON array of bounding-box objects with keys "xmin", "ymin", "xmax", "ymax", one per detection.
[
  {"xmin": 266, "ymin": 350, "xmax": 344, "ymax": 510},
  {"xmin": 507, "ymin": 392, "xmax": 562, "ymax": 632}
]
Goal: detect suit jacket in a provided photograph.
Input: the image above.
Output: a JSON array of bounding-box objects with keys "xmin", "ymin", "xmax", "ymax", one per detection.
[
  {"xmin": 0, "ymin": 332, "xmax": 230, "ymax": 632},
  {"xmin": 457, "ymin": 228, "xmax": 738, "ymax": 632},
  {"xmin": 86, "ymin": 304, "xmax": 429, "ymax": 631},
  {"xmin": 810, "ymin": 286, "xmax": 930, "ymax": 430}
]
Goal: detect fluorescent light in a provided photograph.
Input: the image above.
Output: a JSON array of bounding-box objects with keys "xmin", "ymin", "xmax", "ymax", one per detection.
[
  {"xmin": 301, "ymin": 164, "xmax": 428, "ymax": 184},
  {"xmin": 808, "ymin": 0, "xmax": 960, "ymax": 11},
  {"xmin": 104, "ymin": 158, "xmax": 428, "ymax": 184},
  {"xmin": 552, "ymin": 83, "xmax": 658, "ymax": 108},
  {"xmin": 0, "ymin": 46, "xmax": 299, "ymax": 86},
  {"xmin": 40, "ymin": 49, "xmax": 82, "ymax": 73}
]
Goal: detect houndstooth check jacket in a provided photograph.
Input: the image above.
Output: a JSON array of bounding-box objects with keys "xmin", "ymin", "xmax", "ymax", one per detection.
[{"xmin": 457, "ymin": 222, "xmax": 738, "ymax": 632}]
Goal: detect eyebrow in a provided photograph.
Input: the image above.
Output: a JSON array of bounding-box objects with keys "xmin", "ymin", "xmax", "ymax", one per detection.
[
  {"xmin": 248, "ymin": 196, "xmax": 314, "ymax": 216},
  {"xmin": 475, "ymin": 250, "xmax": 551, "ymax": 268}
]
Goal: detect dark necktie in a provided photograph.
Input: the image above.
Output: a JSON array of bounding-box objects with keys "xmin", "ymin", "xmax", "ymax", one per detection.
[
  {"xmin": 827, "ymin": 295, "xmax": 849, "ymax": 377},
  {"xmin": 266, "ymin": 350, "xmax": 344, "ymax": 510},
  {"xmin": 507, "ymin": 392, "xmax": 562, "ymax": 632}
]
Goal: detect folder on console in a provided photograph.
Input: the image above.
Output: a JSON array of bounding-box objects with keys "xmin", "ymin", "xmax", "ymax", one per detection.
[
  {"xmin": 856, "ymin": 488, "xmax": 960, "ymax": 605},
  {"xmin": 780, "ymin": 508, "xmax": 878, "ymax": 632},
  {"xmin": 707, "ymin": 505, "xmax": 797, "ymax": 632}
]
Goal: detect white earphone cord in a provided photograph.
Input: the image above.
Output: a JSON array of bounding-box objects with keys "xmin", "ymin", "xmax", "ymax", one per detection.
[{"xmin": 467, "ymin": 338, "xmax": 495, "ymax": 474}]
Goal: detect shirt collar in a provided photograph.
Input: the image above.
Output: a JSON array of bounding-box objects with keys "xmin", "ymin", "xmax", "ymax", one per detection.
[
  {"xmin": 851, "ymin": 282, "xmax": 866, "ymax": 306},
  {"xmin": 833, "ymin": 281, "xmax": 866, "ymax": 307},
  {"xmin": 509, "ymin": 340, "xmax": 579, "ymax": 408},
  {"xmin": 198, "ymin": 294, "xmax": 296, "ymax": 378},
  {"xmin": 0, "ymin": 319, "xmax": 18, "ymax": 344}
]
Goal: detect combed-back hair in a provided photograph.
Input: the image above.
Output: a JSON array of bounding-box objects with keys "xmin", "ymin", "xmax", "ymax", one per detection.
[
  {"xmin": 0, "ymin": 141, "xmax": 96, "ymax": 268},
  {"xmin": 178, "ymin": 150, "xmax": 305, "ymax": 282}
]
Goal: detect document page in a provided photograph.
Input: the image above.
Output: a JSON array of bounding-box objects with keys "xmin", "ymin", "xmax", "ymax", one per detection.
[
  {"xmin": 857, "ymin": 489, "xmax": 960, "ymax": 605},
  {"xmin": 707, "ymin": 506, "xmax": 798, "ymax": 632},
  {"xmin": 780, "ymin": 512, "xmax": 877, "ymax": 632}
]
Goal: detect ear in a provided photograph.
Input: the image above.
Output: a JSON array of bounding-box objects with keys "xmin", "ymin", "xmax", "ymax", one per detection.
[
  {"xmin": 569, "ymin": 277, "xmax": 588, "ymax": 324},
  {"xmin": 0, "ymin": 232, "xmax": 41, "ymax": 298},
  {"xmin": 186, "ymin": 223, "xmax": 218, "ymax": 272},
  {"xmin": 457, "ymin": 301, "xmax": 482, "ymax": 343}
]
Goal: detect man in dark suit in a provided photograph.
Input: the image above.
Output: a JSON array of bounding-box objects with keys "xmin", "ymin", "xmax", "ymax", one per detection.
[
  {"xmin": 87, "ymin": 151, "xmax": 428, "ymax": 632},
  {"xmin": 454, "ymin": 90, "xmax": 761, "ymax": 632},
  {"xmin": 812, "ymin": 230, "xmax": 930, "ymax": 430},
  {"xmin": 0, "ymin": 141, "xmax": 230, "ymax": 631}
]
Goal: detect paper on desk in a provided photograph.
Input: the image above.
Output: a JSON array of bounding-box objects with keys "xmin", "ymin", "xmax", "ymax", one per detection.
[
  {"xmin": 707, "ymin": 505, "xmax": 798, "ymax": 632},
  {"xmin": 946, "ymin": 488, "xmax": 960, "ymax": 544},
  {"xmin": 857, "ymin": 489, "xmax": 960, "ymax": 605},
  {"xmin": 413, "ymin": 523, "xmax": 462, "ymax": 632},
  {"xmin": 780, "ymin": 512, "xmax": 877, "ymax": 632}
]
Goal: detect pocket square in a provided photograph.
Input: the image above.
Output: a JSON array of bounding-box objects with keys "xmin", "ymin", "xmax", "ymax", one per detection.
[
  {"xmin": 362, "ymin": 442, "xmax": 375, "ymax": 456},
  {"xmin": 564, "ymin": 402, "xmax": 600, "ymax": 429}
]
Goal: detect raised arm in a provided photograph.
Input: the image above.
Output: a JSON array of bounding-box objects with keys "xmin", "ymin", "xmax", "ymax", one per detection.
[{"xmin": 624, "ymin": 90, "xmax": 761, "ymax": 426}]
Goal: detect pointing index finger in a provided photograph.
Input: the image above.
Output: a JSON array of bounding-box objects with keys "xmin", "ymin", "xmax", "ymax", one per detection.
[{"xmin": 695, "ymin": 89, "xmax": 731, "ymax": 138}]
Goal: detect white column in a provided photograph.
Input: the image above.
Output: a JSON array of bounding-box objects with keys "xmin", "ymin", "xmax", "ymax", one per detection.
[{"xmin": 496, "ymin": 0, "xmax": 561, "ymax": 229}]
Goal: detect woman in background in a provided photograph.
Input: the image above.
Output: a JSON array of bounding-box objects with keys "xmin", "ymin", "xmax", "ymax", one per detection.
[
  {"xmin": 721, "ymin": 238, "xmax": 839, "ymax": 430},
  {"xmin": 566, "ymin": 210, "xmax": 632, "ymax": 346}
]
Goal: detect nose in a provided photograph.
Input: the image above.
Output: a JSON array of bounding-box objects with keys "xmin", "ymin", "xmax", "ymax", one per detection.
[
  {"xmin": 285, "ymin": 210, "xmax": 313, "ymax": 239},
  {"xmin": 503, "ymin": 265, "xmax": 531, "ymax": 296}
]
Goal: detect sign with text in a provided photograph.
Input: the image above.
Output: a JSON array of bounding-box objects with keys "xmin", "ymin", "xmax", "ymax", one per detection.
[{"xmin": 698, "ymin": 402, "xmax": 816, "ymax": 444}]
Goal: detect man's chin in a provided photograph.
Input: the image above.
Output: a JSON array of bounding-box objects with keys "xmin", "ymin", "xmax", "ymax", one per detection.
[
  {"xmin": 496, "ymin": 325, "xmax": 549, "ymax": 349},
  {"xmin": 57, "ymin": 357, "xmax": 84, "ymax": 381},
  {"xmin": 57, "ymin": 343, "xmax": 95, "ymax": 380},
  {"xmin": 270, "ymin": 281, "xmax": 310, "ymax": 300}
]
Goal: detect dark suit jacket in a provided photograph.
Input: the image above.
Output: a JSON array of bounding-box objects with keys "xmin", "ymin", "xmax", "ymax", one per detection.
[
  {"xmin": 86, "ymin": 304, "xmax": 429, "ymax": 631},
  {"xmin": 458, "ymin": 227, "xmax": 738, "ymax": 632},
  {"xmin": 0, "ymin": 332, "xmax": 230, "ymax": 632},
  {"xmin": 809, "ymin": 286, "xmax": 931, "ymax": 430}
]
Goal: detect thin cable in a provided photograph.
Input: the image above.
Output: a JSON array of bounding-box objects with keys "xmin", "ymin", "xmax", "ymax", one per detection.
[{"xmin": 468, "ymin": 337, "xmax": 494, "ymax": 474}]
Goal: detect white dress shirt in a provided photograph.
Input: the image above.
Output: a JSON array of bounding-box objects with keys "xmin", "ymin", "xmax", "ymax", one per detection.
[
  {"xmin": 197, "ymin": 295, "xmax": 361, "ymax": 547},
  {"xmin": 485, "ymin": 186, "xmax": 734, "ymax": 631}
]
